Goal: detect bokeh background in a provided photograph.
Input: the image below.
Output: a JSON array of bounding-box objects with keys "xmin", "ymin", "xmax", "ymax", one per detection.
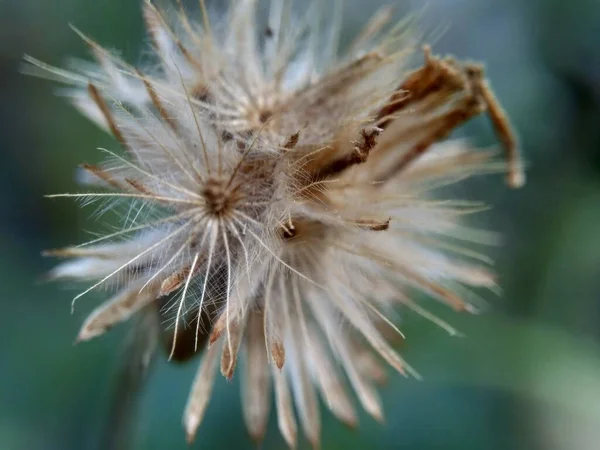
[{"xmin": 1, "ymin": 0, "xmax": 600, "ymax": 449}]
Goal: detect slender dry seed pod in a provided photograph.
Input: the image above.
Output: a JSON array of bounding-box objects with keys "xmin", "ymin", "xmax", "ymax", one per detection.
[{"xmin": 30, "ymin": 0, "xmax": 524, "ymax": 447}]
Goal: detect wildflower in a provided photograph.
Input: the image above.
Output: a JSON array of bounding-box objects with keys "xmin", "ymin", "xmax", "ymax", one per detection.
[{"xmin": 30, "ymin": 0, "xmax": 524, "ymax": 447}]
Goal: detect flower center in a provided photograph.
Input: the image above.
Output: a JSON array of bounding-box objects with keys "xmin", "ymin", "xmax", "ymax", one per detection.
[{"xmin": 201, "ymin": 177, "xmax": 237, "ymax": 216}]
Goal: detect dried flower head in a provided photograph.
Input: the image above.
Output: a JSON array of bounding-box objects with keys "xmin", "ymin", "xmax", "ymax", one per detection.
[{"xmin": 30, "ymin": 0, "xmax": 524, "ymax": 447}]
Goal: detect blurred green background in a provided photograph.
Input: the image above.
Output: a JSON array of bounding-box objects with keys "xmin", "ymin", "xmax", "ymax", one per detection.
[{"xmin": 1, "ymin": 0, "xmax": 600, "ymax": 449}]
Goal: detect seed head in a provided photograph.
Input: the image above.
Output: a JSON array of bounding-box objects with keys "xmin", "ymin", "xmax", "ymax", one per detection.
[{"xmin": 30, "ymin": 0, "xmax": 524, "ymax": 447}]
